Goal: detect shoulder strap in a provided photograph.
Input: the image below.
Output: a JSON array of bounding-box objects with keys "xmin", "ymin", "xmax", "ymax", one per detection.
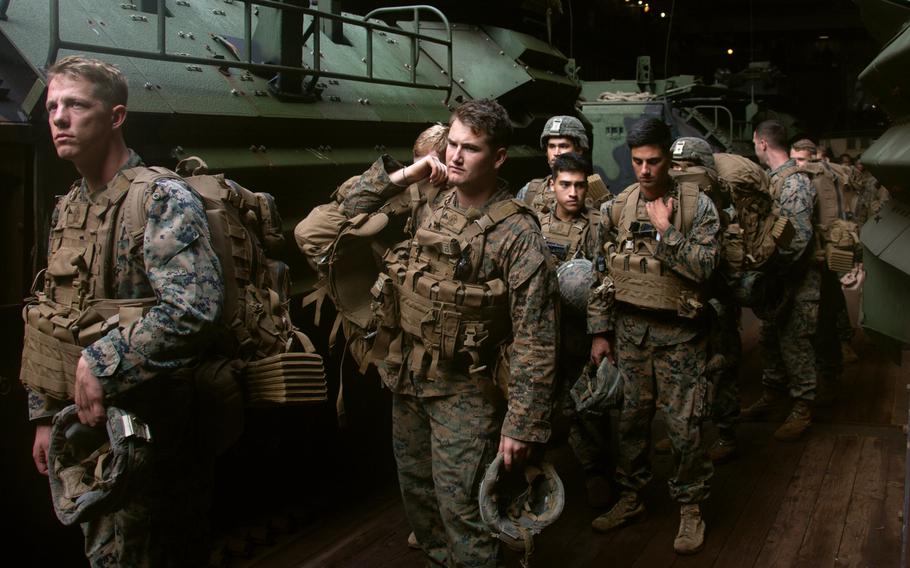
[
  {"xmin": 677, "ymin": 182, "xmax": 700, "ymax": 234},
  {"xmin": 609, "ymin": 184, "xmax": 638, "ymax": 229},
  {"xmin": 122, "ymin": 166, "xmax": 183, "ymax": 255},
  {"xmin": 523, "ymin": 178, "xmax": 546, "ymax": 206},
  {"xmin": 619, "ymin": 186, "xmax": 641, "ymax": 237}
]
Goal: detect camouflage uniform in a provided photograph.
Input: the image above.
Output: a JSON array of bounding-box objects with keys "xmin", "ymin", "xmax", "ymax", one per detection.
[
  {"xmin": 27, "ymin": 151, "xmax": 224, "ymax": 567},
  {"xmin": 515, "ymin": 175, "xmax": 554, "ymax": 211},
  {"xmin": 589, "ymin": 181, "xmax": 719, "ymax": 504},
  {"xmin": 343, "ymin": 157, "xmax": 558, "ymax": 567},
  {"xmin": 759, "ymin": 159, "xmax": 819, "ymax": 402},
  {"xmin": 539, "ymin": 207, "xmax": 612, "ymax": 480}
]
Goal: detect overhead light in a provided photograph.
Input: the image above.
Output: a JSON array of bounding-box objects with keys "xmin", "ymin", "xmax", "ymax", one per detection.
[
  {"xmin": 819, "ymin": 35, "xmax": 830, "ymax": 40},
  {"xmin": 727, "ymin": 48, "xmax": 734, "ymax": 55},
  {"xmin": 644, "ymin": 4, "xmax": 650, "ymax": 12},
  {"xmin": 660, "ymin": 11, "xmax": 666, "ymax": 17},
  {"xmin": 638, "ymin": 0, "xmax": 643, "ymax": 5}
]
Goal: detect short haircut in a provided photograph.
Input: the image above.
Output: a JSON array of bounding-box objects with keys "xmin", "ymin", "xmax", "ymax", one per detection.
[
  {"xmin": 551, "ymin": 152, "xmax": 592, "ymax": 178},
  {"xmin": 47, "ymin": 55, "xmax": 128, "ymax": 108},
  {"xmin": 791, "ymin": 138, "xmax": 818, "ymax": 155},
  {"xmin": 626, "ymin": 117, "xmax": 672, "ymax": 152},
  {"xmin": 839, "ymin": 153, "xmax": 854, "ymax": 164},
  {"xmin": 754, "ymin": 119, "xmax": 788, "ymax": 151},
  {"xmin": 413, "ymin": 123, "xmax": 448, "ymax": 158},
  {"xmin": 450, "ymin": 98, "xmax": 512, "ymax": 149}
]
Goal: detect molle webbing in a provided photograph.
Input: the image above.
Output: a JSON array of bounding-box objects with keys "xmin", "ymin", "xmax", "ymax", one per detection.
[
  {"xmin": 608, "ymin": 183, "xmax": 703, "ymax": 316},
  {"xmin": 540, "ymin": 211, "xmax": 593, "ymax": 262}
]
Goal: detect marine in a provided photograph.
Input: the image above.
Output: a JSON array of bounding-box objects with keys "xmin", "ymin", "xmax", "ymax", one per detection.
[
  {"xmin": 588, "ymin": 118, "xmax": 719, "ymax": 555},
  {"xmin": 22, "ymin": 56, "xmax": 224, "ymax": 566},
  {"xmin": 516, "ymin": 114, "xmax": 592, "ymax": 210},
  {"xmin": 742, "ymin": 120, "xmax": 820, "ymax": 441},
  {"xmin": 341, "ymin": 99, "xmax": 559, "ymax": 567},
  {"xmin": 539, "ymin": 151, "xmax": 614, "ymax": 508}
]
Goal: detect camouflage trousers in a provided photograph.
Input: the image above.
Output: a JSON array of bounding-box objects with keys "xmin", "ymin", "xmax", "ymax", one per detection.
[
  {"xmin": 81, "ymin": 382, "xmax": 213, "ymax": 568},
  {"xmin": 709, "ymin": 304, "xmax": 742, "ymax": 433},
  {"xmin": 614, "ymin": 333, "xmax": 713, "ymax": 503},
  {"xmin": 759, "ymin": 267, "xmax": 820, "ymax": 401},
  {"xmin": 392, "ymin": 390, "xmax": 502, "ymax": 568}
]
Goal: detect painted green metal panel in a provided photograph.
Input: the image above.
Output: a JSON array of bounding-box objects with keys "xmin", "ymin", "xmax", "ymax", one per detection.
[
  {"xmin": 861, "ymin": 247, "xmax": 910, "ymax": 344},
  {"xmin": 859, "ymin": 19, "xmax": 910, "ymax": 119}
]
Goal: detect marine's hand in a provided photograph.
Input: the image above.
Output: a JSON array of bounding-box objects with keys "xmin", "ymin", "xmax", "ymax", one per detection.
[
  {"xmin": 75, "ymin": 356, "xmax": 106, "ymax": 427},
  {"xmin": 645, "ymin": 196, "xmax": 673, "ymax": 235},
  {"xmin": 499, "ymin": 435, "xmax": 531, "ymax": 472},
  {"xmin": 591, "ymin": 333, "xmax": 615, "ymax": 366},
  {"xmin": 399, "ymin": 154, "xmax": 448, "ymax": 187},
  {"xmin": 32, "ymin": 424, "xmax": 51, "ymax": 475}
]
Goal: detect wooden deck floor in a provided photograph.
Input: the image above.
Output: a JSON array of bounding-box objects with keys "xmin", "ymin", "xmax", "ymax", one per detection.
[{"xmin": 231, "ymin": 290, "xmax": 909, "ymax": 568}]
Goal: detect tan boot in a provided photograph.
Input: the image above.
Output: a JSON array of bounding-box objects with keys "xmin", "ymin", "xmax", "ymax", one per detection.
[
  {"xmin": 654, "ymin": 437, "xmax": 672, "ymax": 454},
  {"xmin": 707, "ymin": 434, "xmax": 738, "ymax": 464},
  {"xmin": 585, "ymin": 474, "xmax": 613, "ymax": 509},
  {"xmin": 740, "ymin": 389, "xmax": 785, "ymax": 421},
  {"xmin": 406, "ymin": 531, "xmax": 420, "ymax": 549},
  {"xmin": 774, "ymin": 400, "xmax": 812, "ymax": 441},
  {"xmin": 674, "ymin": 504, "xmax": 706, "ymax": 554},
  {"xmin": 841, "ymin": 341, "xmax": 859, "ymax": 364},
  {"xmin": 591, "ymin": 492, "xmax": 645, "ymax": 533}
]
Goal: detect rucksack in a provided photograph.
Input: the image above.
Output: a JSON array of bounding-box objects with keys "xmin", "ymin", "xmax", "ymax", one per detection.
[
  {"xmin": 714, "ymin": 153, "xmax": 794, "ymax": 272},
  {"xmin": 126, "ymin": 161, "xmax": 326, "ymax": 417},
  {"xmin": 774, "ymin": 160, "xmax": 860, "ymax": 271}
]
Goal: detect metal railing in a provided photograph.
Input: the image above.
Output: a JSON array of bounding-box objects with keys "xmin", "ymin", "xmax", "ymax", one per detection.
[{"xmin": 45, "ymin": 0, "xmax": 453, "ymax": 102}]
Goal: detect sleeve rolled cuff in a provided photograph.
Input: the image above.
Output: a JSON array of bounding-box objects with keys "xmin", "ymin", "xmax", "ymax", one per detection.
[{"xmin": 501, "ymin": 412, "xmax": 551, "ymax": 444}]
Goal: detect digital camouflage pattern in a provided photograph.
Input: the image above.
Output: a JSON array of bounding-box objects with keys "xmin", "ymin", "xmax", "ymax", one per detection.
[
  {"xmin": 759, "ymin": 159, "xmax": 819, "ymax": 402},
  {"xmin": 589, "ymin": 180, "xmax": 719, "ymax": 504},
  {"xmin": 27, "ymin": 151, "xmax": 223, "ymax": 567},
  {"xmin": 342, "ymin": 156, "xmax": 558, "ymax": 567},
  {"xmin": 515, "ymin": 175, "xmax": 553, "ymax": 211}
]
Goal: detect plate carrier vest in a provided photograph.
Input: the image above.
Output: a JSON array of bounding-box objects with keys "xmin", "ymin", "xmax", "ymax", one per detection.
[
  {"xmin": 539, "ymin": 208, "xmax": 600, "ymax": 264},
  {"xmin": 606, "ymin": 182, "xmax": 704, "ymax": 317},
  {"xmin": 370, "ymin": 191, "xmax": 533, "ymax": 379}
]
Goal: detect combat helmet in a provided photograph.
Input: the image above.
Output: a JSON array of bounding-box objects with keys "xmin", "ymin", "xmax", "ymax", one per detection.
[
  {"xmin": 478, "ymin": 454, "xmax": 565, "ymax": 560},
  {"xmin": 540, "ymin": 115, "xmax": 589, "ymax": 152},
  {"xmin": 671, "ymin": 137, "xmax": 716, "ymax": 171},
  {"xmin": 556, "ymin": 258, "xmax": 595, "ymax": 317},
  {"xmin": 48, "ymin": 405, "xmax": 153, "ymax": 526}
]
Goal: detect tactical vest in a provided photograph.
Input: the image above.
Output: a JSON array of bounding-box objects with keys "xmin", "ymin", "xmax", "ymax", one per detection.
[
  {"xmin": 772, "ymin": 162, "xmax": 858, "ymax": 271},
  {"xmin": 21, "ymin": 167, "xmax": 323, "ymax": 409},
  {"xmin": 539, "ymin": 208, "xmax": 600, "ymax": 264},
  {"xmin": 371, "ymin": 191, "xmax": 530, "ymax": 379},
  {"xmin": 523, "ymin": 176, "xmax": 552, "ymax": 212},
  {"xmin": 605, "ymin": 183, "xmax": 705, "ymax": 318}
]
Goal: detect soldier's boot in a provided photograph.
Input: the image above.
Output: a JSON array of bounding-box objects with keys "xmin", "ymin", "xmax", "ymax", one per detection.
[
  {"xmin": 841, "ymin": 341, "xmax": 859, "ymax": 364},
  {"xmin": 707, "ymin": 429, "xmax": 738, "ymax": 464},
  {"xmin": 591, "ymin": 491, "xmax": 645, "ymax": 533},
  {"xmin": 585, "ymin": 474, "xmax": 613, "ymax": 509},
  {"xmin": 674, "ymin": 504, "xmax": 706, "ymax": 555},
  {"xmin": 654, "ymin": 437, "xmax": 672, "ymax": 454},
  {"xmin": 740, "ymin": 388, "xmax": 786, "ymax": 421},
  {"xmin": 774, "ymin": 400, "xmax": 812, "ymax": 442},
  {"xmin": 406, "ymin": 531, "xmax": 420, "ymax": 550}
]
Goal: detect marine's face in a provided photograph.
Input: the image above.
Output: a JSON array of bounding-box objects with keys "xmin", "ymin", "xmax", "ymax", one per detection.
[
  {"xmin": 790, "ymin": 148, "xmax": 814, "ymax": 167},
  {"xmin": 630, "ymin": 144, "xmax": 671, "ymax": 194},
  {"xmin": 545, "ymin": 136, "xmax": 578, "ymax": 167},
  {"xmin": 551, "ymin": 170, "xmax": 588, "ymax": 219},
  {"xmin": 46, "ymin": 75, "xmax": 123, "ymax": 166},
  {"xmin": 446, "ymin": 118, "xmax": 506, "ymax": 190}
]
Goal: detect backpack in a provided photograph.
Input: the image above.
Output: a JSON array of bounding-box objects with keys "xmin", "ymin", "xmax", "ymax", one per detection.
[
  {"xmin": 126, "ymin": 161, "xmax": 326, "ymax": 417},
  {"xmin": 714, "ymin": 153, "xmax": 794, "ymax": 272},
  {"xmin": 775, "ymin": 160, "xmax": 860, "ymax": 271}
]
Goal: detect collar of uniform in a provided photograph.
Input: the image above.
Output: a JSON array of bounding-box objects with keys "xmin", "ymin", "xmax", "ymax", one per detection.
[
  {"xmin": 769, "ymin": 157, "xmax": 798, "ymax": 178},
  {"xmin": 639, "ymin": 179, "xmax": 679, "ymax": 202},
  {"xmin": 80, "ymin": 149, "xmax": 145, "ymax": 197}
]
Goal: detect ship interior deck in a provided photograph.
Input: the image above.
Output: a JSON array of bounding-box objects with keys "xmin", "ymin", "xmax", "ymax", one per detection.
[{"xmin": 232, "ymin": 288, "xmax": 909, "ymax": 568}]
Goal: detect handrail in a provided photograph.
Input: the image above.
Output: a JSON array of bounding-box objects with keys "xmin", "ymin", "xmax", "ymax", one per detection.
[{"xmin": 44, "ymin": 0, "xmax": 453, "ymax": 101}]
